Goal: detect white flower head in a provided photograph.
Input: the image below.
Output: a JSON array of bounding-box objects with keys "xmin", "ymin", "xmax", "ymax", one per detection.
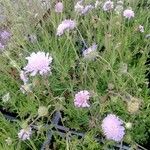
[{"xmin": 138, "ymin": 25, "xmax": 144, "ymax": 33}]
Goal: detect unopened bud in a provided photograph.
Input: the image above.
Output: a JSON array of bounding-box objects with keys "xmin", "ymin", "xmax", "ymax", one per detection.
[{"xmin": 38, "ymin": 106, "xmax": 48, "ymax": 117}]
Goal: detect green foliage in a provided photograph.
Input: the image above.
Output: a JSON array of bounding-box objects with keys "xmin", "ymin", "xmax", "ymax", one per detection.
[{"xmin": 0, "ymin": 0, "xmax": 150, "ymax": 149}]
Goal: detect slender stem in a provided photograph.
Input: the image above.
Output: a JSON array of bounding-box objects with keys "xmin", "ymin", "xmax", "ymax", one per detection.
[
  {"xmin": 29, "ymin": 116, "xmax": 40, "ymax": 126},
  {"xmin": 76, "ymin": 27, "xmax": 88, "ymax": 48},
  {"xmin": 136, "ymin": 143, "xmax": 148, "ymax": 150}
]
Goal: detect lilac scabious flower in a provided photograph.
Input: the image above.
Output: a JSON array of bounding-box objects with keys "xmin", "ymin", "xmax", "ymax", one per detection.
[
  {"xmin": 20, "ymin": 70, "xmax": 28, "ymax": 83},
  {"xmin": 24, "ymin": 52, "xmax": 53, "ymax": 76},
  {"xmin": 56, "ymin": 19, "xmax": 76, "ymax": 36},
  {"xmin": 55, "ymin": 2, "xmax": 63, "ymax": 13},
  {"xmin": 0, "ymin": 30, "xmax": 10, "ymax": 40},
  {"xmin": 123, "ymin": 9, "xmax": 134, "ymax": 19},
  {"xmin": 103, "ymin": 0, "xmax": 114, "ymax": 11},
  {"xmin": 18, "ymin": 127, "xmax": 32, "ymax": 141},
  {"xmin": 74, "ymin": 90, "xmax": 90, "ymax": 108},
  {"xmin": 83, "ymin": 43, "xmax": 98, "ymax": 60},
  {"xmin": 101, "ymin": 114, "xmax": 125, "ymax": 142}
]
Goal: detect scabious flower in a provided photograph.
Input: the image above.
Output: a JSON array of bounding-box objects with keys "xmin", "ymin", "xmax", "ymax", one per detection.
[
  {"xmin": 24, "ymin": 52, "xmax": 53, "ymax": 76},
  {"xmin": 83, "ymin": 43, "xmax": 98, "ymax": 60},
  {"xmin": 55, "ymin": 2, "xmax": 63, "ymax": 13},
  {"xmin": 0, "ymin": 30, "xmax": 10, "ymax": 40},
  {"xmin": 56, "ymin": 19, "xmax": 76, "ymax": 36},
  {"xmin": 20, "ymin": 70, "xmax": 28, "ymax": 83},
  {"xmin": 123, "ymin": 9, "xmax": 135, "ymax": 19},
  {"xmin": 18, "ymin": 127, "xmax": 32, "ymax": 141},
  {"xmin": 103, "ymin": 0, "xmax": 114, "ymax": 11},
  {"xmin": 138, "ymin": 25, "xmax": 144, "ymax": 33},
  {"xmin": 101, "ymin": 114, "xmax": 125, "ymax": 142},
  {"xmin": 74, "ymin": 90, "xmax": 90, "ymax": 108}
]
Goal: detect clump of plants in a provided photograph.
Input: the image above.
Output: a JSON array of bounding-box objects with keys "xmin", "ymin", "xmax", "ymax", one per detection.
[{"xmin": 0, "ymin": 0, "xmax": 150, "ymax": 149}]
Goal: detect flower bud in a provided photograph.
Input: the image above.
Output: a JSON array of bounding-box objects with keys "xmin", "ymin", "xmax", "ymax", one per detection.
[
  {"xmin": 127, "ymin": 97, "xmax": 141, "ymax": 114},
  {"xmin": 125, "ymin": 122, "xmax": 132, "ymax": 129},
  {"xmin": 38, "ymin": 106, "xmax": 48, "ymax": 117}
]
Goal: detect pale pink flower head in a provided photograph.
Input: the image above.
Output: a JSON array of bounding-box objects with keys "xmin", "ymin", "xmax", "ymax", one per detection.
[
  {"xmin": 0, "ymin": 30, "xmax": 11, "ymax": 40},
  {"xmin": 103, "ymin": 0, "xmax": 114, "ymax": 11},
  {"xmin": 74, "ymin": 90, "xmax": 90, "ymax": 108},
  {"xmin": 24, "ymin": 51, "xmax": 53, "ymax": 76},
  {"xmin": 55, "ymin": 2, "xmax": 63, "ymax": 13},
  {"xmin": 123, "ymin": 9, "xmax": 135, "ymax": 19},
  {"xmin": 101, "ymin": 114, "xmax": 125, "ymax": 142},
  {"xmin": 20, "ymin": 70, "xmax": 28, "ymax": 83},
  {"xmin": 18, "ymin": 127, "xmax": 32, "ymax": 141},
  {"xmin": 56, "ymin": 19, "xmax": 76, "ymax": 36}
]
